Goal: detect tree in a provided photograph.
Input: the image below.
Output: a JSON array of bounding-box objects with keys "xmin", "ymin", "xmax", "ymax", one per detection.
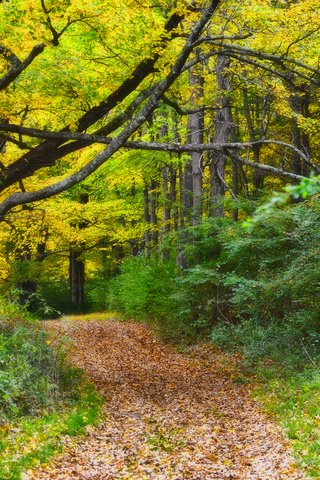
[
  {"xmin": 1, "ymin": 0, "xmax": 320, "ymax": 309},
  {"xmin": 0, "ymin": 0, "xmax": 319, "ymax": 222},
  {"xmin": 0, "ymin": 0, "xmax": 221, "ymax": 217}
]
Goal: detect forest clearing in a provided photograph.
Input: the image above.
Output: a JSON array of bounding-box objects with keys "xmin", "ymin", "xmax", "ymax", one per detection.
[{"xmin": 1, "ymin": 0, "xmax": 320, "ymax": 478}]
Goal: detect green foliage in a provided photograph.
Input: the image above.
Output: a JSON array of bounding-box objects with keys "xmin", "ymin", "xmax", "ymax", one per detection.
[
  {"xmin": 220, "ymin": 196, "xmax": 320, "ymax": 327},
  {"xmin": 108, "ymin": 187, "xmax": 320, "ymax": 359},
  {"xmin": 254, "ymin": 368, "xmax": 320, "ymax": 478},
  {"xmin": 0, "ymin": 384, "xmax": 102, "ymax": 480},
  {"xmin": 211, "ymin": 312, "xmax": 320, "ymax": 369},
  {"xmin": 0, "ymin": 324, "xmax": 82, "ymax": 423},
  {"xmin": 0, "ymin": 298, "xmax": 103, "ymax": 479},
  {"xmin": 107, "ymin": 256, "xmax": 177, "ymax": 325},
  {"xmin": 170, "ymin": 266, "xmax": 220, "ymax": 338},
  {"xmin": 106, "ymin": 218, "xmax": 230, "ymax": 339},
  {"xmin": 246, "ymin": 175, "xmax": 320, "ymax": 224},
  {"xmin": 0, "ymin": 297, "xmax": 30, "ymax": 324},
  {"xmin": 176, "ymin": 217, "xmax": 229, "ymax": 266},
  {"xmin": 40, "ymin": 281, "xmax": 79, "ymax": 316}
]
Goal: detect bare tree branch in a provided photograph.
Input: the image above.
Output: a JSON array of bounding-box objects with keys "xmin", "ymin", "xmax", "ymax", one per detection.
[
  {"xmin": 0, "ymin": 43, "xmax": 45, "ymax": 91},
  {"xmin": 197, "ymin": 38, "xmax": 320, "ymax": 76},
  {"xmin": 162, "ymin": 95, "xmax": 218, "ymax": 115},
  {"xmin": 227, "ymin": 151, "xmax": 305, "ymax": 181},
  {"xmin": 0, "ymin": 123, "xmax": 315, "ymax": 172},
  {"xmin": 0, "ymin": 45, "xmax": 21, "ymax": 69},
  {"xmin": 0, "ymin": 0, "xmax": 221, "ymax": 219},
  {"xmin": 182, "ymin": 45, "xmax": 320, "ymax": 89},
  {"xmin": 40, "ymin": 0, "xmax": 97, "ymax": 46}
]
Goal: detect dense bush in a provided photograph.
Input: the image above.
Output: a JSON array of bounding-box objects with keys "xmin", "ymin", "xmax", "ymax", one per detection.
[
  {"xmin": 0, "ymin": 324, "xmax": 82, "ymax": 423},
  {"xmin": 213, "ymin": 197, "xmax": 320, "ymax": 364},
  {"xmin": 107, "ymin": 193, "xmax": 320, "ymax": 362},
  {"xmin": 0, "ymin": 299, "xmax": 86, "ymax": 425},
  {"xmin": 221, "ymin": 200, "xmax": 320, "ymax": 325},
  {"xmin": 0, "ymin": 299, "xmax": 102, "ymax": 479},
  {"xmin": 106, "ymin": 257, "xmax": 178, "ymax": 333}
]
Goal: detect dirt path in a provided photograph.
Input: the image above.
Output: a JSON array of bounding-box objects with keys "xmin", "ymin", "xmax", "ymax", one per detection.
[{"xmin": 28, "ymin": 317, "xmax": 304, "ymax": 480}]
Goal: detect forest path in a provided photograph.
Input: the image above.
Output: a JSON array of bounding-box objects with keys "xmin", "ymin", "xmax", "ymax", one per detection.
[{"xmin": 28, "ymin": 316, "xmax": 303, "ymax": 480}]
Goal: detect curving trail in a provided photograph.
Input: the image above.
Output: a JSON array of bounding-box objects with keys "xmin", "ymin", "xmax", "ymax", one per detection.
[{"xmin": 28, "ymin": 317, "xmax": 304, "ymax": 480}]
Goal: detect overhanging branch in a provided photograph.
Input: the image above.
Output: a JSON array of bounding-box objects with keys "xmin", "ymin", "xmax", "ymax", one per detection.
[
  {"xmin": 0, "ymin": 123, "xmax": 315, "ymax": 172},
  {"xmin": 0, "ymin": 11, "xmax": 185, "ymax": 190},
  {"xmin": 0, "ymin": 0, "xmax": 221, "ymax": 218},
  {"xmin": 0, "ymin": 43, "xmax": 45, "ymax": 91}
]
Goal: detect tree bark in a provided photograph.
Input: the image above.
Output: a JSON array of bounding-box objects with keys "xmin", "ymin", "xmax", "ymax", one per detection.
[
  {"xmin": 182, "ymin": 158, "xmax": 193, "ymax": 224},
  {"xmin": 143, "ymin": 183, "xmax": 151, "ymax": 258},
  {"xmin": 69, "ymin": 250, "xmax": 85, "ymax": 307},
  {"xmin": 209, "ymin": 55, "xmax": 234, "ymax": 217},
  {"xmin": 69, "ymin": 193, "xmax": 88, "ymax": 307},
  {"xmin": 161, "ymin": 167, "xmax": 171, "ymax": 237},
  {"xmin": 169, "ymin": 166, "xmax": 178, "ymax": 231},
  {"xmin": 243, "ymin": 88, "xmax": 266, "ymax": 198},
  {"xmin": 188, "ymin": 56, "xmax": 204, "ymax": 224},
  {"xmin": 150, "ymin": 178, "xmax": 159, "ymax": 246},
  {"xmin": 160, "ymin": 166, "xmax": 171, "ymax": 261},
  {"xmin": 290, "ymin": 92, "xmax": 310, "ymax": 179}
]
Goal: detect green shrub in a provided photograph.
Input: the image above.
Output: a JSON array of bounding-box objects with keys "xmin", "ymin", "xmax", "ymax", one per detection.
[
  {"xmin": 0, "ymin": 298, "xmax": 103, "ymax": 479},
  {"xmin": 0, "ymin": 324, "xmax": 83, "ymax": 423},
  {"xmin": 211, "ymin": 312, "xmax": 320, "ymax": 369},
  {"xmin": 0, "ymin": 297, "xmax": 30, "ymax": 325},
  {"xmin": 107, "ymin": 256, "xmax": 177, "ymax": 322},
  {"xmin": 106, "ymin": 256, "xmax": 222, "ymax": 340},
  {"xmin": 209, "ymin": 196, "xmax": 320, "ymax": 365},
  {"xmin": 107, "ymin": 189, "xmax": 320, "ymax": 359},
  {"xmin": 221, "ymin": 200, "xmax": 320, "ymax": 324}
]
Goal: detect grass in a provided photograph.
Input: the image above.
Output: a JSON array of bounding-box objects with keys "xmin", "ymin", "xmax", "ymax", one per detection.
[
  {"xmin": 253, "ymin": 366, "xmax": 320, "ymax": 479},
  {"xmin": 0, "ymin": 381, "xmax": 103, "ymax": 480},
  {"xmin": 63, "ymin": 311, "xmax": 122, "ymax": 322},
  {"xmin": 210, "ymin": 316, "xmax": 320, "ymax": 478}
]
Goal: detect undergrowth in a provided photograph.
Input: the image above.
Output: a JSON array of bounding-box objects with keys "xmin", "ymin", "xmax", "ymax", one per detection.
[
  {"xmin": 252, "ymin": 367, "xmax": 320, "ymax": 478},
  {"xmin": 0, "ymin": 301, "xmax": 103, "ymax": 480},
  {"xmin": 0, "ymin": 384, "xmax": 102, "ymax": 480},
  {"xmin": 106, "ymin": 186, "xmax": 320, "ymax": 477}
]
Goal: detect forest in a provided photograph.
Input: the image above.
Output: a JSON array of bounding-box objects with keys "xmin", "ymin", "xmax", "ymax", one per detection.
[{"xmin": 0, "ymin": 0, "xmax": 320, "ymax": 479}]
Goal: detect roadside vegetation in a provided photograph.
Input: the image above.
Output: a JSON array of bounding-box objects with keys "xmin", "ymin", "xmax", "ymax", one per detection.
[
  {"xmin": 106, "ymin": 180, "xmax": 320, "ymax": 478},
  {"xmin": 0, "ymin": 302, "xmax": 102, "ymax": 480}
]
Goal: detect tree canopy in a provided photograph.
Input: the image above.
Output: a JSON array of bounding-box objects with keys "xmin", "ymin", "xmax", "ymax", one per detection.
[
  {"xmin": 0, "ymin": 0, "xmax": 319, "ymax": 309},
  {"xmin": 0, "ymin": 0, "xmax": 319, "ymax": 217}
]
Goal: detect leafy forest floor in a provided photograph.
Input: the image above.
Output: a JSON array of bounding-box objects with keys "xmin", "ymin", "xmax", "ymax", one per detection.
[{"xmin": 25, "ymin": 315, "xmax": 304, "ymax": 480}]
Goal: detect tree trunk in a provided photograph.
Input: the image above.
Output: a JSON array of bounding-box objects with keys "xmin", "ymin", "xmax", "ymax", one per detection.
[
  {"xmin": 290, "ymin": 92, "xmax": 310, "ymax": 178},
  {"xmin": 178, "ymin": 161, "xmax": 185, "ymax": 228},
  {"xmin": 232, "ymin": 160, "xmax": 239, "ymax": 222},
  {"xmin": 69, "ymin": 250, "xmax": 85, "ymax": 306},
  {"xmin": 243, "ymin": 88, "xmax": 265, "ymax": 198},
  {"xmin": 160, "ymin": 166, "xmax": 171, "ymax": 239},
  {"xmin": 209, "ymin": 55, "xmax": 234, "ymax": 217},
  {"xmin": 160, "ymin": 166, "xmax": 171, "ymax": 261},
  {"xmin": 69, "ymin": 193, "xmax": 88, "ymax": 307},
  {"xmin": 143, "ymin": 183, "xmax": 151, "ymax": 258},
  {"xmin": 182, "ymin": 158, "xmax": 193, "ymax": 224},
  {"xmin": 150, "ymin": 178, "xmax": 159, "ymax": 246},
  {"xmin": 169, "ymin": 166, "xmax": 178, "ymax": 230},
  {"xmin": 188, "ymin": 57, "xmax": 204, "ymax": 224}
]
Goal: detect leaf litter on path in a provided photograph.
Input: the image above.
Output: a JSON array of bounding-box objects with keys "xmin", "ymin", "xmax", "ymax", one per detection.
[{"xmin": 27, "ymin": 317, "xmax": 305, "ymax": 480}]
